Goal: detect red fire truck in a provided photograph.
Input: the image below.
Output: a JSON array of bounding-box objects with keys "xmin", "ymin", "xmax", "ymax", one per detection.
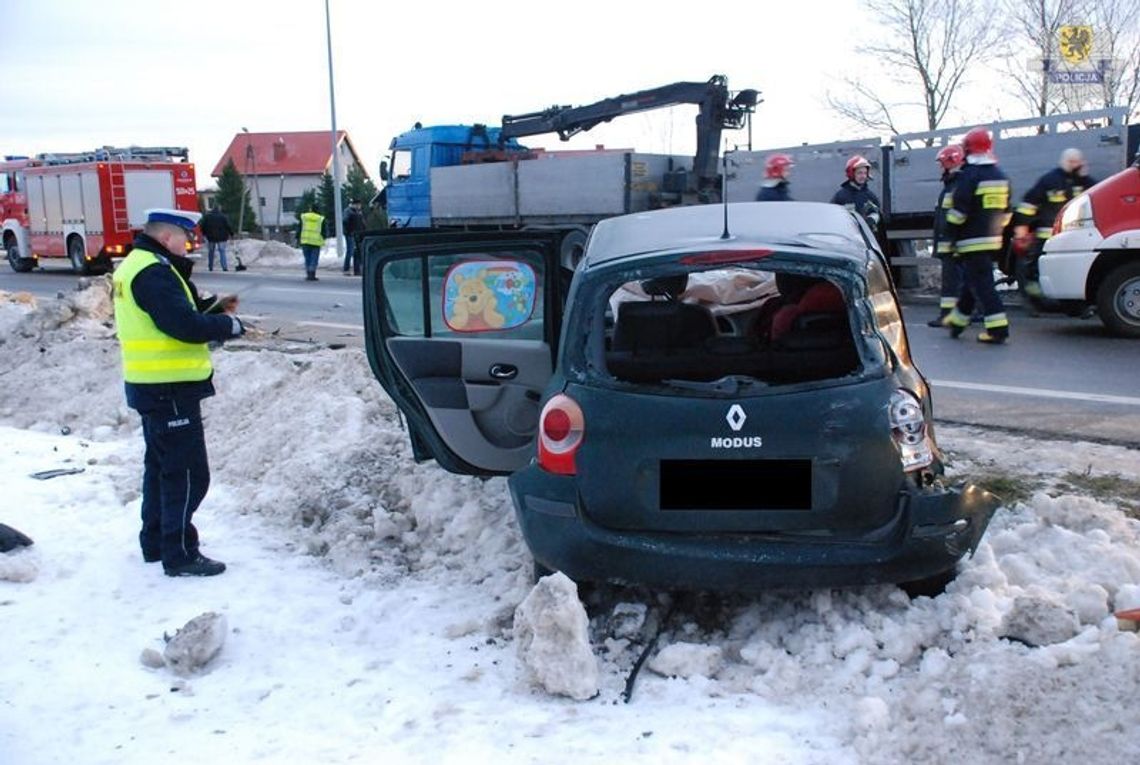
[{"xmin": 2, "ymin": 146, "xmax": 199, "ymax": 274}]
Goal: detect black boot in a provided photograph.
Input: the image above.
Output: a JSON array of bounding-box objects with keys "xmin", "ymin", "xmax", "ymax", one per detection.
[{"xmin": 164, "ymin": 553, "xmax": 226, "ymax": 577}]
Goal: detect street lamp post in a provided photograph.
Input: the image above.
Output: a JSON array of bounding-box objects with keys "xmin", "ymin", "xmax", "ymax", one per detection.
[
  {"xmin": 324, "ymin": 0, "xmax": 344, "ymax": 261},
  {"xmin": 247, "ymin": 137, "xmax": 263, "ymax": 234}
]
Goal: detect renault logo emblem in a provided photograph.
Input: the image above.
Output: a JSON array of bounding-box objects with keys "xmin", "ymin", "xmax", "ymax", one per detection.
[{"xmin": 726, "ymin": 404, "xmax": 746, "ymax": 432}]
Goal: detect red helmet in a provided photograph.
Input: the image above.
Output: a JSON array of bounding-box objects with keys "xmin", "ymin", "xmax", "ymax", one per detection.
[
  {"xmin": 845, "ymin": 155, "xmax": 872, "ymax": 180},
  {"xmin": 765, "ymin": 153, "xmax": 794, "ymax": 179},
  {"xmin": 936, "ymin": 144, "xmax": 965, "ymax": 171},
  {"xmin": 963, "ymin": 127, "xmax": 993, "ymax": 156}
]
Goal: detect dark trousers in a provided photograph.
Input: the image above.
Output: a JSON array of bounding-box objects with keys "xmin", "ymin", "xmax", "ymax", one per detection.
[
  {"xmin": 301, "ymin": 244, "xmax": 320, "ymax": 275},
  {"xmin": 207, "ymin": 241, "xmax": 228, "ymax": 271},
  {"xmin": 955, "ymin": 252, "xmax": 1009, "ymax": 336},
  {"xmin": 342, "ymin": 236, "xmax": 359, "ymax": 274},
  {"xmin": 936, "ymin": 253, "xmax": 963, "ymax": 314},
  {"xmin": 137, "ymin": 398, "xmax": 210, "ymax": 567}
]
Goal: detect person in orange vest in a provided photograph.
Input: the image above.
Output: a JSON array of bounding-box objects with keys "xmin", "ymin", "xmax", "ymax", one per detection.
[{"xmin": 112, "ymin": 209, "xmax": 244, "ymax": 576}]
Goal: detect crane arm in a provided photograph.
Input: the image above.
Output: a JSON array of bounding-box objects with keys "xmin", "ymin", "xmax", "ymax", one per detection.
[{"xmin": 498, "ymin": 75, "xmax": 758, "ymax": 199}]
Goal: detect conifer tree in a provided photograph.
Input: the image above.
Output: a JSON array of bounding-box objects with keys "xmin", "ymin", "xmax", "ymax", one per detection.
[{"xmin": 215, "ymin": 159, "xmax": 260, "ymax": 234}]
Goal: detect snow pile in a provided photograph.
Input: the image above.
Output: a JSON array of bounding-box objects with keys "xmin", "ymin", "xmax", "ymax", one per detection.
[
  {"xmin": 160, "ymin": 611, "xmax": 229, "ymax": 676},
  {"xmin": 0, "ymin": 546, "xmax": 39, "ymax": 583},
  {"xmin": 2, "ymin": 289, "xmax": 1140, "ymax": 763},
  {"xmin": 224, "ymin": 237, "xmax": 341, "ymax": 270},
  {"xmin": 514, "ymin": 572, "xmax": 600, "ymax": 700},
  {"xmin": 2, "ymin": 276, "xmax": 114, "ymax": 339}
]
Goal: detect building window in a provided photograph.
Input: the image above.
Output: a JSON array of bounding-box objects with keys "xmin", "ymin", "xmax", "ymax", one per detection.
[{"xmin": 281, "ymin": 196, "xmax": 301, "ymax": 213}]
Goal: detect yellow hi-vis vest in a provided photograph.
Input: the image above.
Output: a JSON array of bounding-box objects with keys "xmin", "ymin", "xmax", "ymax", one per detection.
[
  {"xmin": 112, "ymin": 248, "xmax": 213, "ymax": 384},
  {"xmin": 299, "ymin": 212, "xmax": 325, "ymax": 246}
]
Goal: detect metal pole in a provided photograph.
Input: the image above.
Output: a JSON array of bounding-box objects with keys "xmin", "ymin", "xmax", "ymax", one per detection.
[
  {"xmin": 276, "ymin": 173, "xmax": 285, "ymax": 232},
  {"xmin": 325, "ymin": 0, "xmax": 344, "ymax": 260},
  {"xmin": 250, "ymin": 145, "xmax": 263, "ymax": 234},
  {"xmin": 237, "ymin": 128, "xmax": 248, "ymax": 237}
]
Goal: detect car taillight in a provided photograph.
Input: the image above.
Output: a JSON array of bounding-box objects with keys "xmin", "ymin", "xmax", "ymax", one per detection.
[
  {"xmin": 537, "ymin": 394, "xmax": 584, "ymax": 475},
  {"xmin": 889, "ymin": 389, "xmax": 933, "ymax": 472}
]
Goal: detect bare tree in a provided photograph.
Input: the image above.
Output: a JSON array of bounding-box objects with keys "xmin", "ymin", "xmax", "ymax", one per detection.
[
  {"xmin": 828, "ymin": 0, "xmax": 1004, "ymax": 138},
  {"xmin": 998, "ymin": 0, "xmax": 1079, "ymax": 120}
]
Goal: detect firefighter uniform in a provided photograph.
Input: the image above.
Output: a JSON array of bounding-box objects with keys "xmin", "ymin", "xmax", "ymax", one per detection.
[
  {"xmin": 929, "ymin": 168, "xmax": 963, "ymax": 325},
  {"xmin": 831, "ymin": 181, "xmax": 882, "ymax": 229},
  {"xmin": 942, "ymin": 158, "xmax": 1012, "ymax": 343},
  {"xmin": 756, "ymin": 180, "xmax": 792, "ymax": 201},
  {"xmin": 113, "ymin": 210, "xmax": 244, "ymax": 576},
  {"xmin": 1013, "ymin": 165, "xmax": 1098, "ymax": 296}
]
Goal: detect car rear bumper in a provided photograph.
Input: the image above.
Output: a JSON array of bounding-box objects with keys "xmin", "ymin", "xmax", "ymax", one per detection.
[{"xmin": 509, "ymin": 465, "xmax": 999, "ymax": 591}]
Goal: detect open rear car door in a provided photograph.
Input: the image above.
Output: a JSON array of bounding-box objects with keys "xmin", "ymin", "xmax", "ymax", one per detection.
[{"xmin": 362, "ymin": 230, "xmax": 565, "ymax": 476}]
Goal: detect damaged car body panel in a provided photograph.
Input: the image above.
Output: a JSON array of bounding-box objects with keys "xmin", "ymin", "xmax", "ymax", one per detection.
[{"xmin": 362, "ymin": 202, "xmax": 1000, "ymax": 592}]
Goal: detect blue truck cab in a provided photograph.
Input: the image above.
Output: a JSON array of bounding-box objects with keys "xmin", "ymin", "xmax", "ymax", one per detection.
[{"xmin": 385, "ymin": 125, "xmax": 527, "ymax": 228}]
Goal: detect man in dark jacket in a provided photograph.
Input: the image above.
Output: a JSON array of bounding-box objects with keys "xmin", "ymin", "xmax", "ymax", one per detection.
[
  {"xmin": 342, "ymin": 199, "xmax": 366, "ymax": 275},
  {"xmin": 1012, "ymin": 148, "xmax": 1099, "ymax": 304},
  {"xmin": 200, "ymin": 205, "xmax": 234, "ymax": 272},
  {"xmin": 112, "ymin": 209, "xmax": 244, "ymax": 576},
  {"xmin": 941, "ymin": 128, "xmax": 1012, "ymax": 344},
  {"xmin": 830, "ymin": 155, "xmax": 882, "ymax": 229}
]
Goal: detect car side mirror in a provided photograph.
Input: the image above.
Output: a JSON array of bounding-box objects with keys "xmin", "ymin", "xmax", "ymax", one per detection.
[{"xmin": 379, "ymin": 160, "xmax": 389, "ymax": 181}]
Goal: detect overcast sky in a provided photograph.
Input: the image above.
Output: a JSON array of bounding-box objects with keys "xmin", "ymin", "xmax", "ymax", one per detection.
[{"xmin": 2, "ymin": 0, "xmax": 1004, "ymax": 189}]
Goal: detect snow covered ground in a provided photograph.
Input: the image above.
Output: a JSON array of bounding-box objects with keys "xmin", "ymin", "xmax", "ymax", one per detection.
[{"xmin": 2, "ymin": 279, "xmax": 1139, "ymax": 765}]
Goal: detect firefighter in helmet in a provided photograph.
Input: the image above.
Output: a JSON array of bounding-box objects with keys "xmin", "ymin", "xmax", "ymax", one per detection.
[
  {"xmin": 756, "ymin": 153, "xmax": 794, "ymax": 201},
  {"xmin": 1011, "ymin": 147, "xmax": 1099, "ymax": 308},
  {"xmin": 927, "ymin": 144, "xmax": 967, "ymax": 326},
  {"xmin": 940, "ymin": 127, "xmax": 1012, "ymax": 344},
  {"xmin": 830, "ymin": 155, "xmax": 882, "ymax": 229}
]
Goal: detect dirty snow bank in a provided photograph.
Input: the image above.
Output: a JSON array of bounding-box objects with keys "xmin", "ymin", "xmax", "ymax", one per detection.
[{"xmin": 2, "ymin": 285, "xmax": 1140, "ymax": 764}]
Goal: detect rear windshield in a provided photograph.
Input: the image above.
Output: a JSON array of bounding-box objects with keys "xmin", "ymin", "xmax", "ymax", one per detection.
[{"xmin": 597, "ymin": 264, "xmax": 863, "ymax": 387}]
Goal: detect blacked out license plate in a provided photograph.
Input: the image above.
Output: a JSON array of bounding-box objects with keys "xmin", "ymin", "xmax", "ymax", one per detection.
[{"xmin": 659, "ymin": 459, "xmax": 812, "ymax": 510}]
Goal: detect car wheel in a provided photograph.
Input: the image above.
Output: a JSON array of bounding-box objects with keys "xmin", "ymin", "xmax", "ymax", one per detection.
[
  {"xmin": 901, "ymin": 567, "xmax": 957, "ymax": 599},
  {"xmin": 68, "ymin": 237, "xmax": 90, "ymax": 275},
  {"xmin": 1095, "ymin": 261, "xmax": 1140, "ymax": 338},
  {"xmin": 7, "ymin": 244, "xmax": 34, "ymax": 273}
]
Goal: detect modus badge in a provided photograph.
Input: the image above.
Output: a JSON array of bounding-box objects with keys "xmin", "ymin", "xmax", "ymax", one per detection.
[{"xmin": 711, "ymin": 404, "xmax": 762, "ymax": 448}]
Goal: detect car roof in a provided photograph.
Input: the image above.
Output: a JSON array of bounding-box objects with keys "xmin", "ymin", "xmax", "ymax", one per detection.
[{"xmin": 584, "ymin": 202, "xmax": 871, "ymax": 268}]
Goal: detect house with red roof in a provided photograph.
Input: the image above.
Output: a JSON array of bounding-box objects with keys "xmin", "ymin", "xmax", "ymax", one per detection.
[{"xmin": 210, "ymin": 130, "xmax": 367, "ymax": 232}]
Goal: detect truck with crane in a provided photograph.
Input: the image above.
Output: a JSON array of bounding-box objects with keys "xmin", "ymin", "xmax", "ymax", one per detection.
[
  {"xmin": 380, "ymin": 75, "xmax": 759, "ymax": 267},
  {"xmin": 2, "ymin": 146, "xmax": 199, "ymax": 274},
  {"xmin": 377, "ymin": 76, "xmax": 1135, "ymax": 279}
]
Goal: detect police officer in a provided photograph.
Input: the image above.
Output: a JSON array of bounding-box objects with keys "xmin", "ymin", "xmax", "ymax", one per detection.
[
  {"xmin": 298, "ymin": 204, "xmax": 327, "ymax": 281},
  {"xmin": 112, "ymin": 209, "xmax": 245, "ymax": 576},
  {"xmin": 1012, "ymin": 148, "xmax": 1099, "ymax": 305},
  {"xmin": 756, "ymin": 154, "xmax": 794, "ymax": 201},
  {"xmin": 927, "ymin": 144, "xmax": 966, "ymax": 326},
  {"xmin": 830, "ymin": 155, "xmax": 882, "ymax": 229},
  {"xmin": 941, "ymin": 128, "xmax": 1012, "ymax": 344}
]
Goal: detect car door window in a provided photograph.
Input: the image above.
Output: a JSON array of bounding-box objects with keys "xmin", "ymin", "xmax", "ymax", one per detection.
[{"xmin": 381, "ymin": 250, "xmax": 547, "ymax": 341}]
